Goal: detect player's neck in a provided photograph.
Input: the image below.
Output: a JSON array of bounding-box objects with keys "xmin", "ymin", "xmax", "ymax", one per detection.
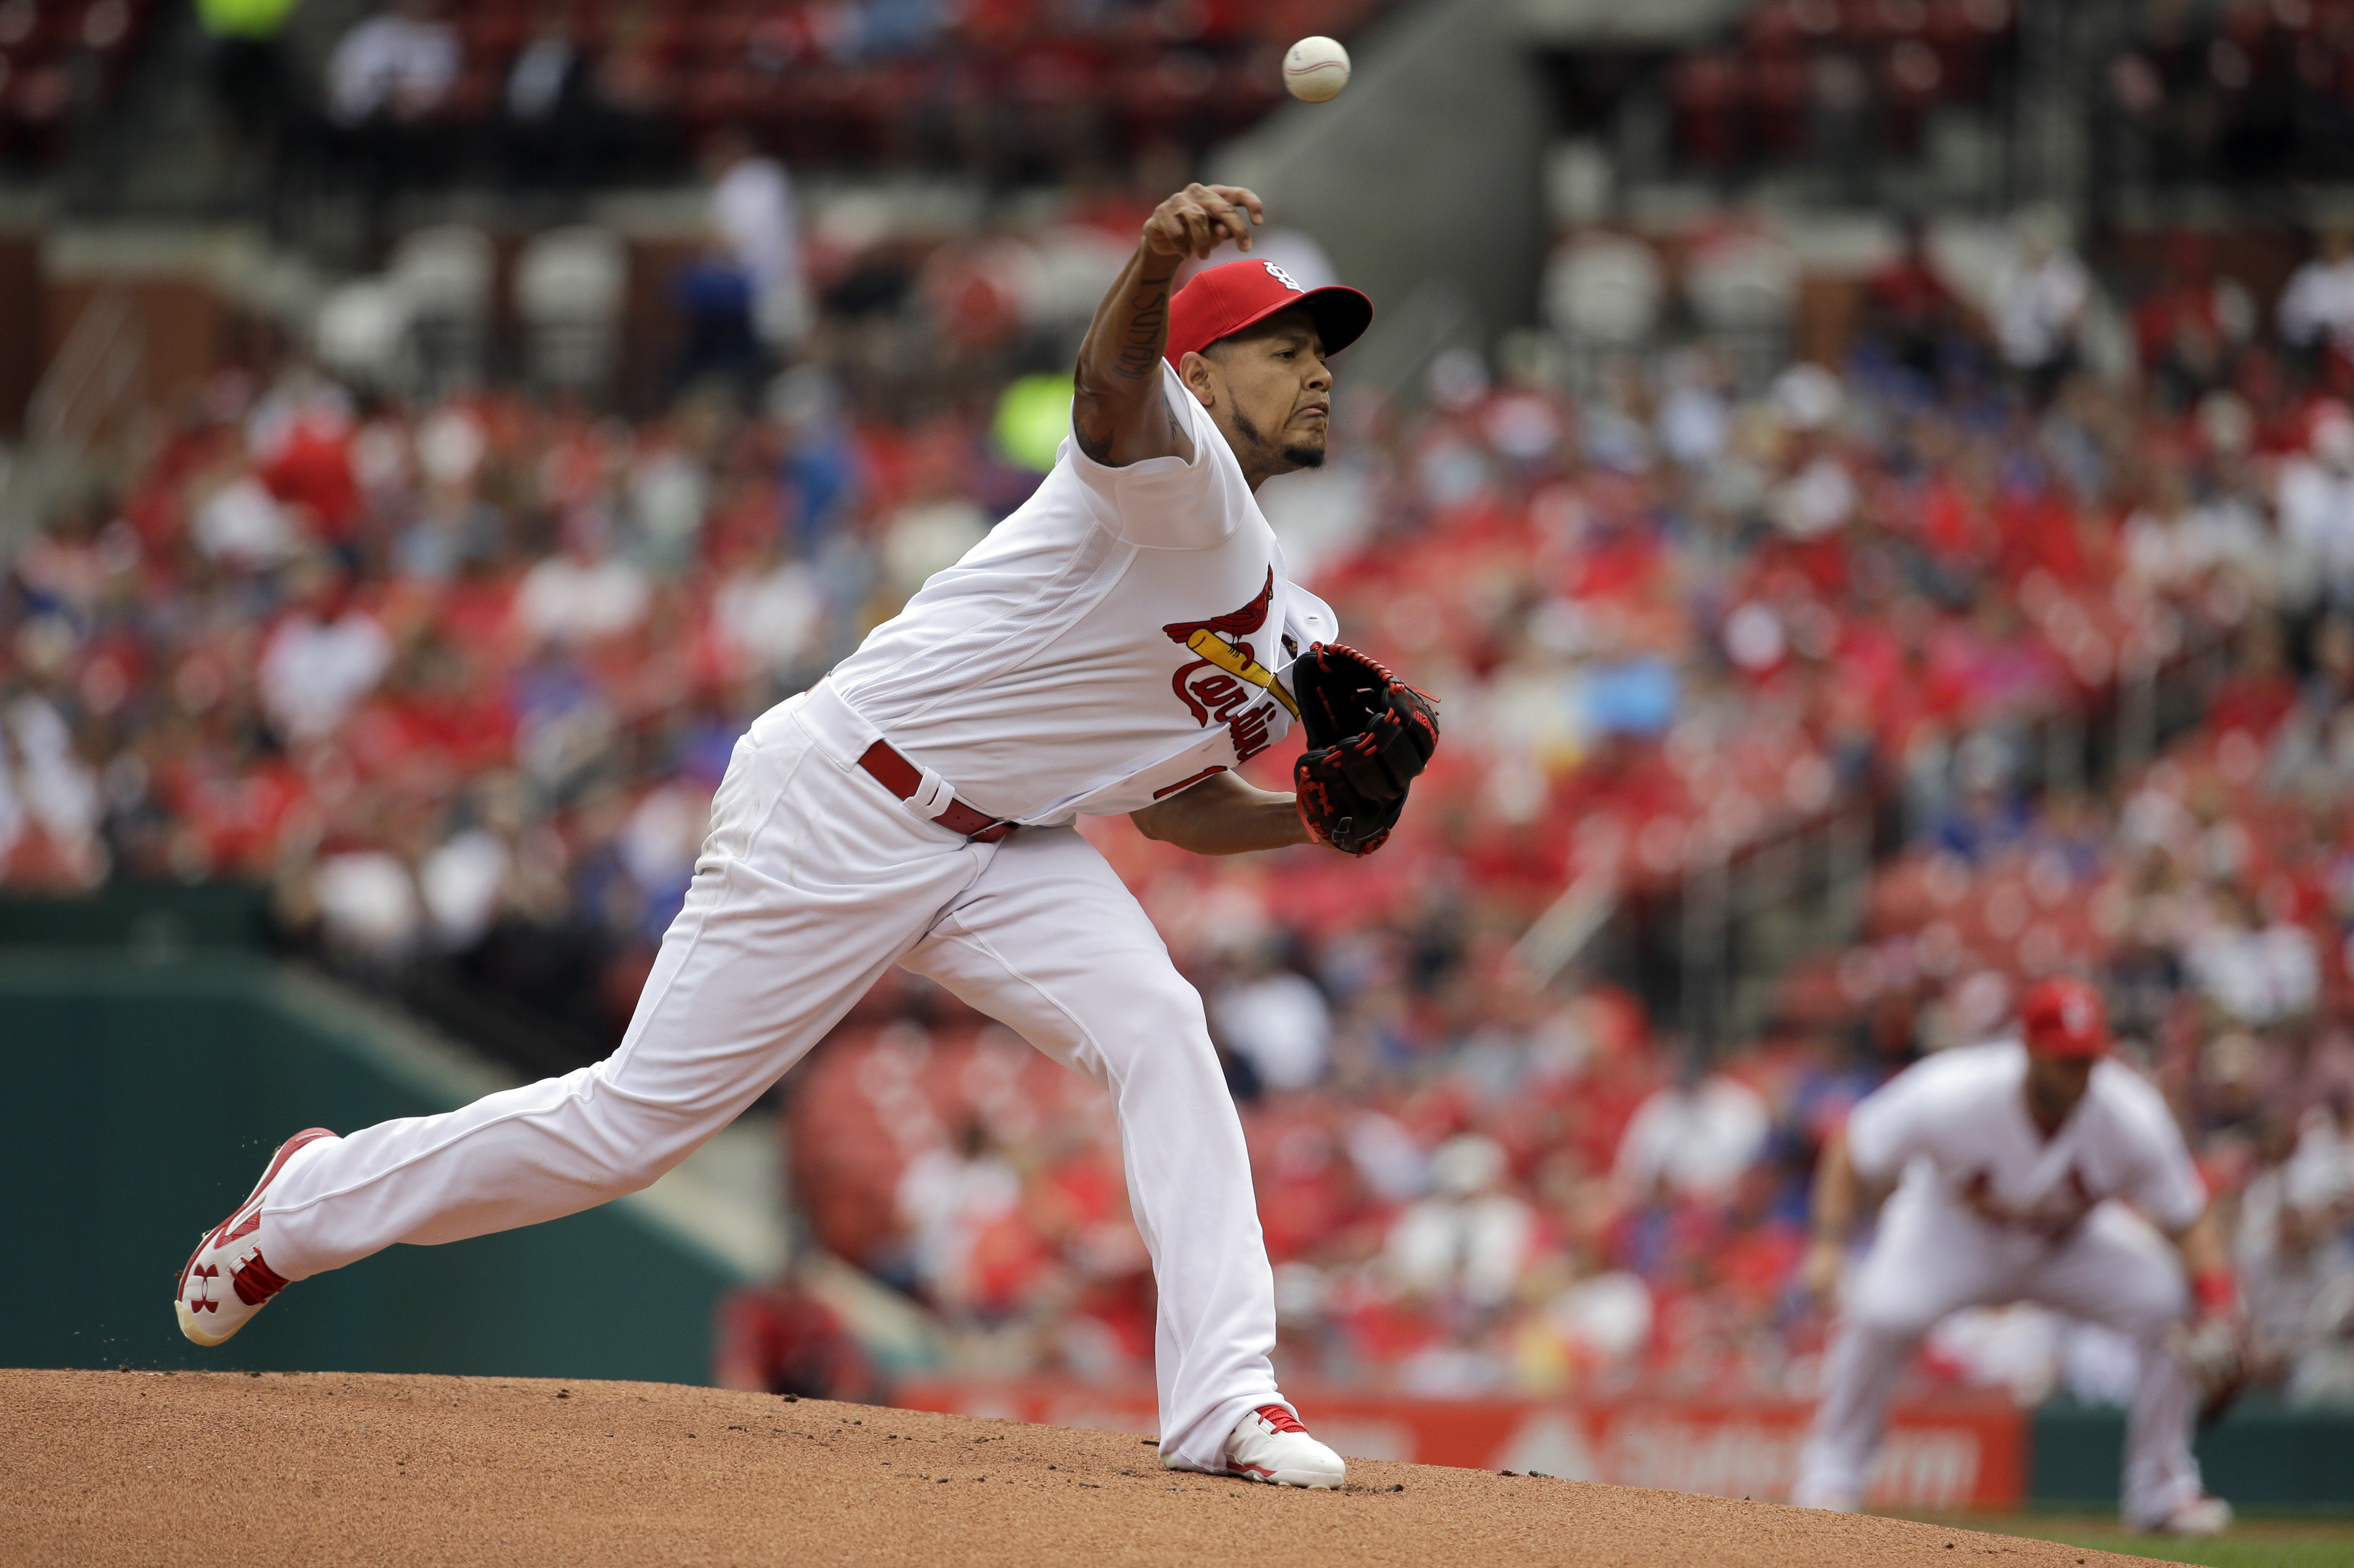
[{"xmin": 2022, "ymin": 1082, "xmax": 2081, "ymax": 1139}]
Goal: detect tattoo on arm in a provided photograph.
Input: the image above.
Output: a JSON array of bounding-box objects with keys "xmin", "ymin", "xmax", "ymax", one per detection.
[
  {"xmin": 1112, "ymin": 286, "xmax": 1169, "ymax": 381},
  {"xmin": 1074, "ymin": 242, "xmax": 1187, "ymax": 465}
]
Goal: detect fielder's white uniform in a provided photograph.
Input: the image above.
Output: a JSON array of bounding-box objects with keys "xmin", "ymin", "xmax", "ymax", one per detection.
[
  {"xmin": 255, "ymin": 362, "xmax": 1336, "ymax": 1473},
  {"xmin": 1794, "ymin": 1040, "xmax": 2210, "ymax": 1525}
]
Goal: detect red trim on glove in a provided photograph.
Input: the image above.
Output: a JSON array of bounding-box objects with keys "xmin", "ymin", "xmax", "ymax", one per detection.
[{"xmin": 1296, "ymin": 793, "xmax": 1331, "ymax": 850}]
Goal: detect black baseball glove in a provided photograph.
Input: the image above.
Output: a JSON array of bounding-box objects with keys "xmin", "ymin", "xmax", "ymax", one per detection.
[{"xmin": 1290, "ymin": 642, "xmax": 1440, "ymax": 856}]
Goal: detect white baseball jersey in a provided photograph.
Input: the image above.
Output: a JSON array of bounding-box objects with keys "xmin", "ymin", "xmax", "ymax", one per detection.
[
  {"xmin": 829, "ymin": 359, "xmax": 1337, "ymax": 826},
  {"xmin": 1848, "ymin": 1040, "xmax": 2206, "ymax": 1240}
]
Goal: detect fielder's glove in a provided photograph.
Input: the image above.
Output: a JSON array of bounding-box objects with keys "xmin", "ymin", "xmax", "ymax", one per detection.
[
  {"xmin": 2175, "ymin": 1299, "xmax": 2252, "ymax": 1428},
  {"xmin": 1291, "ymin": 642, "xmax": 1439, "ymax": 857}
]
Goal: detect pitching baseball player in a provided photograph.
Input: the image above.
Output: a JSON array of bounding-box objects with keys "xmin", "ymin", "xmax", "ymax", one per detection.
[
  {"xmin": 173, "ymin": 184, "xmax": 1439, "ymax": 1490},
  {"xmin": 1792, "ymin": 977, "xmax": 2238, "ymax": 1535}
]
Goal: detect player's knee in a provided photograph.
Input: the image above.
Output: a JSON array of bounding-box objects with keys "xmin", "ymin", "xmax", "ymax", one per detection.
[
  {"xmin": 1844, "ymin": 1292, "xmax": 1942, "ymax": 1345},
  {"xmin": 576, "ymin": 1078, "xmax": 708, "ymax": 1191},
  {"xmin": 2105, "ymin": 1264, "xmax": 2191, "ymax": 1339},
  {"xmin": 1088, "ymin": 970, "xmax": 1216, "ymax": 1081}
]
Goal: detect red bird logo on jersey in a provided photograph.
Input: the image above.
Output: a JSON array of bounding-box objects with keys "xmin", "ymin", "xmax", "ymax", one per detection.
[
  {"xmin": 1164, "ymin": 569, "xmax": 1280, "ymax": 760},
  {"xmin": 1960, "ymin": 1167, "xmax": 2098, "ymax": 1240},
  {"xmin": 1162, "ymin": 569, "xmax": 1274, "ymax": 649}
]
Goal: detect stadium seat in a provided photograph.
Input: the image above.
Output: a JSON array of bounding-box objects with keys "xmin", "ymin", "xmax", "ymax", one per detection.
[
  {"xmin": 515, "ymin": 225, "xmax": 629, "ymax": 395},
  {"xmin": 1544, "ymin": 234, "xmax": 1666, "ymax": 357},
  {"xmin": 387, "ymin": 225, "xmax": 496, "ymax": 399},
  {"xmin": 312, "ymin": 278, "xmax": 412, "ymax": 390}
]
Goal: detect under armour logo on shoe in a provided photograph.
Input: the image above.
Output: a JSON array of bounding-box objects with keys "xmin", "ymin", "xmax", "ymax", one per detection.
[
  {"xmin": 1262, "ymin": 262, "xmax": 1303, "ymax": 292},
  {"xmin": 188, "ymin": 1263, "xmax": 220, "ymax": 1312}
]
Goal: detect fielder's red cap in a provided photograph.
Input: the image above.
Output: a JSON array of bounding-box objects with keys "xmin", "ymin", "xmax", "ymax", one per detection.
[
  {"xmin": 2019, "ymin": 976, "xmax": 2110, "ymax": 1058},
  {"xmin": 1165, "ymin": 259, "xmax": 1374, "ymax": 368}
]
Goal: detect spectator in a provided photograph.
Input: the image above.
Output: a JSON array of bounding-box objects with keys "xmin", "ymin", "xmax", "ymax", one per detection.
[
  {"xmin": 2276, "ymin": 404, "xmax": 2354, "ymax": 610},
  {"xmin": 1989, "ymin": 207, "xmax": 2091, "ymax": 405},
  {"xmin": 192, "ymin": 465, "xmax": 303, "ymax": 568},
  {"xmin": 713, "ymin": 536, "xmax": 825, "ymax": 682},
  {"xmin": 312, "ymin": 848, "xmax": 425, "ymax": 966},
  {"xmin": 583, "ymin": 5, "xmax": 676, "ymax": 183},
  {"xmin": 0, "ymin": 694, "xmax": 103, "ymax": 886},
  {"xmin": 322, "ymin": 0, "xmax": 462, "ymax": 243},
  {"xmin": 257, "ymin": 558, "xmax": 393, "ymax": 742},
  {"xmin": 2239, "ymin": 1109, "xmax": 2354, "ymax": 1404},
  {"xmin": 1860, "ymin": 214, "xmax": 1976, "ymax": 391},
  {"xmin": 325, "ymin": 0, "xmax": 459, "ymax": 129},
  {"xmin": 2121, "ymin": 459, "xmax": 2267, "ymax": 601},
  {"xmin": 1213, "ymin": 947, "xmax": 1333, "ymax": 1093},
  {"xmin": 713, "ymin": 1268, "xmax": 882, "ymax": 1403},
  {"xmin": 894, "ymin": 1121, "xmax": 1022, "ymax": 1314},
  {"xmin": 1384, "ymin": 1134, "xmax": 1536, "ymax": 1309},
  {"xmin": 2184, "ymin": 884, "xmax": 2318, "ymax": 1028},
  {"xmin": 2133, "ymin": 231, "xmax": 2252, "ymax": 414},
  {"xmin": 514, "ymin": 513, "xmax": 650, "ymax": 647},
  {"xmin": 1613, "ymin": 1058, "xmax": 1769, "ymax": 1205},
  {"xmin": 704, "ymin": 125, "xmax": 809, "ymax": 358},
  {"xmin": 2279, "ymin": 227, "xmax": 2354, "ymax": 369},
  {"xmin": 498, "ymin": 4, "xmax": 594, "ymax": 196}
]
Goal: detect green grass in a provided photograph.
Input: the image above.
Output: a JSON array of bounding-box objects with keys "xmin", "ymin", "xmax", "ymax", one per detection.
[{"xmin": 1913, "ymin": 1514, "xmax": 2354, "ymax": 1568}]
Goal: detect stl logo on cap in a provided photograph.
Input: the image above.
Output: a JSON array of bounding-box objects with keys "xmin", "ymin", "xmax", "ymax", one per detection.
[
  {"xmin": 2022, "ymin": 975, "xmax": 2110, "ymax": 1057},
  {"xmin": 1262, "ymin": 261, "xmax": 1303, "ymax": 293}
]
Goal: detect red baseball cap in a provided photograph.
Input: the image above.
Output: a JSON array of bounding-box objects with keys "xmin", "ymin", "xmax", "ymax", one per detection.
[
  {"xmin": 2019, "ymin": 977, "xmax": 2110, "ymax": 1058},
  {"xmin": 1165, "ymin": 259, "xmax": 1374, "ymax": 367}
]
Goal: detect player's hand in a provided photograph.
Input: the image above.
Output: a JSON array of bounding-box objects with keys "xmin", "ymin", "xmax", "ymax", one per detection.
[
  {"xmin": 2175, "ymin": 1310, "xmax": 2251, "ymax": 1426},
  {"xmin": 1802, "ymin": 1236, "xmax": 1844, "ymax": 1309},
  {"xmin": 1143, "ymin": 184, "xmax": 1264, "ymax": 261}
]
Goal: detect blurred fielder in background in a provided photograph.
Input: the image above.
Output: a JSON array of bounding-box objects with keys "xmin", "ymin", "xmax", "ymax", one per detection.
[{"xmin": 1794, "ymin": 977, "xmax": 2241, "ymax": 1536}]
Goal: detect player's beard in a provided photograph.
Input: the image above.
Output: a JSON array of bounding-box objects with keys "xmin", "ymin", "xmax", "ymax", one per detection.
[{"xmin": 1234, "ymin": 408, "xmax": 1326, "ymax": 471}]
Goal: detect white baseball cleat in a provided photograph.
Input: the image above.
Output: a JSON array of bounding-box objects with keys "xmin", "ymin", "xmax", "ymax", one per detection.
[
  {"xmin": 1788, "ymin": 1482, "xmax": 1861, "ymax": 1513},
  {"xmin": 174, "ymin": 1128, "xmax": 338, "ymax": 1347},
  {"xmin": 1213, "ymin": 1404, "xmax": 1347, "ymax": 1489},
  {"xmin": 2135, "ymin": 1494, "xmax": 2233, "ymax": 1538}
]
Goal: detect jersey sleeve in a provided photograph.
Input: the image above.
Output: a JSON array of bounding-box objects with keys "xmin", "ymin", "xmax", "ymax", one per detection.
[
  {"xmin": 1064, "ymin": 363, "xmax": 1243, "ymax": 551},
  {"xmin": 1844, "ymin": 1061, "xmax": 1936, "ymax": 1185},
  {"xmin": 2104, "ymin": 1066, "xmax": 2207, "ymax": 1232}
]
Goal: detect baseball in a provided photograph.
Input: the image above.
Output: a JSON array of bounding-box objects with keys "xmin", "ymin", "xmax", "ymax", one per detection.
[{"xmin": 1283, "ymin": 36, "xmax": 1350, "ymax": 102}]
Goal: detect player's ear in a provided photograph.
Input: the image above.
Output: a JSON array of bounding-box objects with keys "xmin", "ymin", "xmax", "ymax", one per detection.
[{"xmin": 1178, "ymin": 350, "xmax": 1218, "ymax": 408}]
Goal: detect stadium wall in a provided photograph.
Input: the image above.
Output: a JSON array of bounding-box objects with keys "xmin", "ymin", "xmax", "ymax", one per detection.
[
  {"xmin": 2031, "ymin": 1400, "xmax": 2354, "ymax": 1511},
  {"xmin": 901, "ymin": 1382, "xmax": 2354, "ymax": 1509},
  {"xmin": 4, "ymin": 946, "xmax": 750, "ymax": 1384}
]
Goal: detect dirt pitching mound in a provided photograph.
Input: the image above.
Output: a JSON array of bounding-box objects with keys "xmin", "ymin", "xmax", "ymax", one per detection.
[{"xmin": 2, "ymin": 1369, "xmax": 2180, "ymax": 1567}]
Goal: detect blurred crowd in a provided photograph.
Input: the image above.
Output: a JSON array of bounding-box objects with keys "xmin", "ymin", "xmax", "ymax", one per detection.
[{"xmin": 11, "ymin": 185, "xmax": 2354, "ymax": 1407}]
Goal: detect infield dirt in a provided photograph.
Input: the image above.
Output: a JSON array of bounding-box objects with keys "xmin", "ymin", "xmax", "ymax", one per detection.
[{"xmin": 1, "ymin": 1368, "xmax": 2187, "ymax": 1567}]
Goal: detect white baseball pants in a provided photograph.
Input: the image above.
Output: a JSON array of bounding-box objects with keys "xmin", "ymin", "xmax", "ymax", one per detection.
[
  {"xmin": 259, "ymin": 682, "xmax": 1283, "ymax": 1472},
  {"xmin": 1794, "ymin": 1193, "xmax": 2200, "ymax": 1525}
]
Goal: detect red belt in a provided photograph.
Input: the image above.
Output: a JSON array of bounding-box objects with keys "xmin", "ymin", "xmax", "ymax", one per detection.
[{"xmin": 856, "ymin": 740, "xmax": 1016, "ymax": 843}]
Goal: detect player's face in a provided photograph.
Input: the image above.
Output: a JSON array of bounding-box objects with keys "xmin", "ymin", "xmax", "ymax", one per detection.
[
  {"xmin": 2022, "ymin": 1049, "xmax": 2096, "ymax": 1127},
  {"xmin": 1203, "ymin": 307, "xmax": 1334, "ymax": 475}
]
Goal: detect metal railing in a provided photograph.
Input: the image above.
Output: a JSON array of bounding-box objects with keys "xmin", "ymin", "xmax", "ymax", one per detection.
[
  {"xmin": 1, "ymin": 286, "xmax": 146, "ymax": 545},
  {"xmin": 1544, "ymin": 613, "xmax": 2235, "ymax": 1054}
]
